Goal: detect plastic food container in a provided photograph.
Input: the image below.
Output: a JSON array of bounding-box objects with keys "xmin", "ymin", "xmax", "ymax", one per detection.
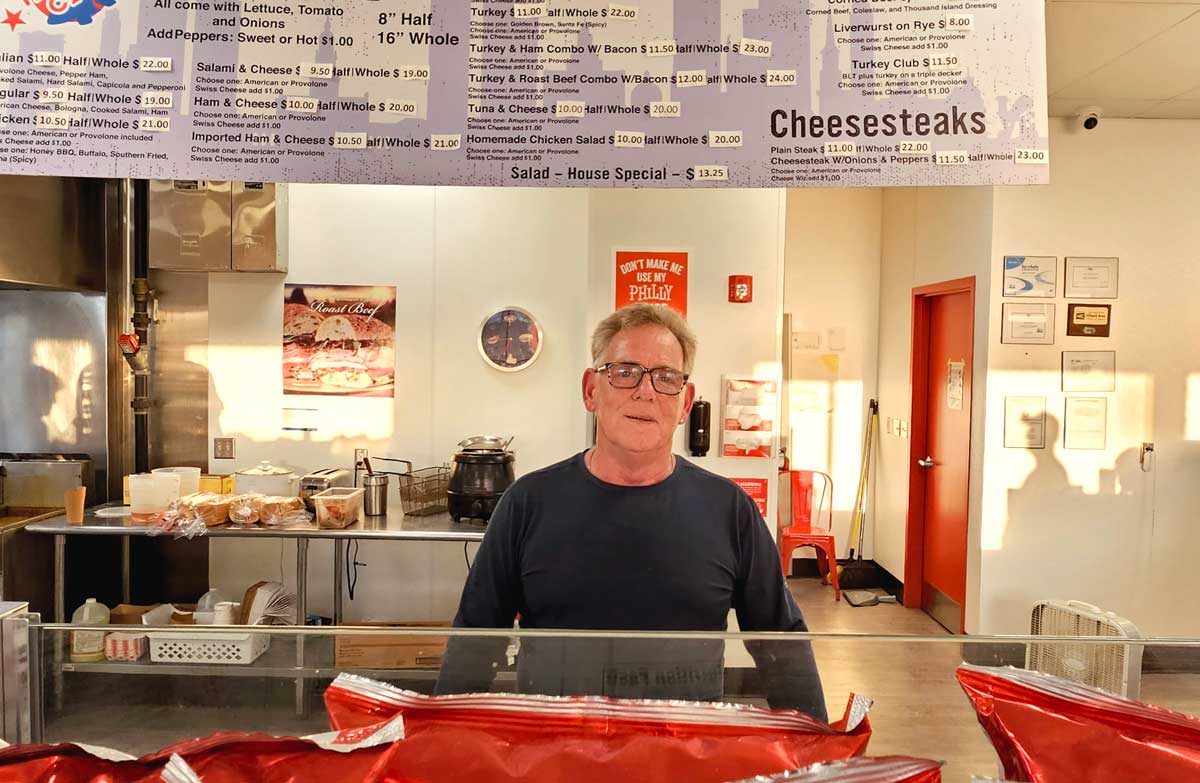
[
  {"xmin": 312, "ymin": 487, "xmax": 365, "ymax": 529},
  {"xmin": 128, "ymin": 472, "xmax": 181, "ymax": 524},
  {"xmin": 104, "ymin": 632, "xmax": 147, "ymax": 662},
  {"xmin": 152, "ymin": 467, "xmax": 202, "ymax": 496}
]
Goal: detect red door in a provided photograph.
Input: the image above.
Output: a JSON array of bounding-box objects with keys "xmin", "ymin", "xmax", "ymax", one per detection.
[{"xmin": 905, "ymin": 278, "xmax": 975, "ymax": 633}]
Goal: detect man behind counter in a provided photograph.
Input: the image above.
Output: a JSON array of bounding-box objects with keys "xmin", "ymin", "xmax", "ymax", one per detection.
[{"xmin": 435, "ymin": 303, "xmax": 826, "ymax": 720}]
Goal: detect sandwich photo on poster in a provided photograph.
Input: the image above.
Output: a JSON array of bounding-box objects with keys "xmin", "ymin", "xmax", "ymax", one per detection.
[
  {"xmin": 282, "ymin": 285, "xmax": 397, "ymax": 397},
  {"xmin": 614, "ymin": 250, "xmax": 688, "ymax": 316}
]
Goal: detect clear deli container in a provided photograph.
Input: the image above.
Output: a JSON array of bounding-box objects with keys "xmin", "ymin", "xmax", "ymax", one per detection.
[{"xmin": 311, "ymin": 487, "xmax": 365, "ymax": 529}]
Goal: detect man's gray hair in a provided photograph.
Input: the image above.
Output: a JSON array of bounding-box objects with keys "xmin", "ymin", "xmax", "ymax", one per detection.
[{"xmin": 591, "ymin": 304, "xmax": 698, "ymax": 374}]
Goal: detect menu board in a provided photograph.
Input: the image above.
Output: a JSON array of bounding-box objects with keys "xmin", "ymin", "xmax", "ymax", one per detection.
[{"xmin": 0, "ymin": 0, "xmax": 1048, "ymax": 187}]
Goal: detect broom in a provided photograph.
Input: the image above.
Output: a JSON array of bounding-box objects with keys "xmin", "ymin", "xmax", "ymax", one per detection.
[{"xmin": 838, "ymin": 399, "xmax": 882, "ymax": 589}]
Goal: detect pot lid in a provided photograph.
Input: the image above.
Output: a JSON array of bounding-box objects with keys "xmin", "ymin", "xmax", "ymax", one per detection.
[
  {"xmin": 237, "ymin": 460, "xmax": 294, "ymax": 477},
  {"xmin": 458, "ymin": 435, "xmax": 512, "ymax": 451}
]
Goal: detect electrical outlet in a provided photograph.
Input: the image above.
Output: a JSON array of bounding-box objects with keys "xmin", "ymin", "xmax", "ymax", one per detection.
[{"xmin": 213, "ymin": 438, "xmax": 235, "ymax": 460}]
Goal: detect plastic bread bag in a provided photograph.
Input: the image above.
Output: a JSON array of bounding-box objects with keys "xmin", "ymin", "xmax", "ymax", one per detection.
[
  {"xmin": 145, "ymin": 503, "xmax": 206, "ymax": 540},
  {"xmin": 956, "ymin": 664, "xmax": 1200, "ymax": 782},
  {"xmin": 178, "ymin": 493, "xmax": 232, "ymax": 527},
  {"xmin": 726, "ymin": 757, "xmax": 942, "ymax": 782},
  {"xmin": 257, "ymin": 496, "xmax": 309, "ymax": 527},
  {"xmin": 147, "ymin": 504, "xmax": 208, "ymax": 540},
  {"xmin": 0, "ymin": 714, "xmax": 406, "ymax": 783},
  {"xmin": 226, "ymin": 494, "xmax": 265, "ymax": 525},
  {"xmin": 324, "ymin": 673, "xmax": 873, "ymax": 783}
]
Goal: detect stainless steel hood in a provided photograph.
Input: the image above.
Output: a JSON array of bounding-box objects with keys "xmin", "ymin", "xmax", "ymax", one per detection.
[{"xmin": 0, "ymin": 176, "xmax": 107, "ymax": 292}]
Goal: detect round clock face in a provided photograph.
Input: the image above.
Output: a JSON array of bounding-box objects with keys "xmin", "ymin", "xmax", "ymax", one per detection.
[{"xmin": 478, "ymin": 307, "xmax": 543, "ymax": 372}]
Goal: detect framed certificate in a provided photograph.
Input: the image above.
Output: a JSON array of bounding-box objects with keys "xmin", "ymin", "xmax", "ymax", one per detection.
[
  {"xmin": 1064, "ymin": 257, "xmax": 1119, "ymax": 299},
  {"xmin": 1064, "ymin": 397, "xmax": 1107, "ymax": 450},
  {"xmin": 1001, "ymin": 303, "xmax": 1055, "ymax": 345},
  {"xmin": 1062, "ymin": 351, "xmax": 1115, "ymax": 392},
  {"xmin": 1004, "ymin": 396, "xmax": 1047, "ymax": 449},
  {"xmin": 1003, "ymin": 256, "xmax": 1057, "ymax": 298}
]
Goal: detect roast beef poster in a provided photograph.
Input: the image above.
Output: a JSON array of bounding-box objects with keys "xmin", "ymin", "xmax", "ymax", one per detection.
[{"xmin": 283, "ymin": 285, "xmax": 397, "ymax": 398}]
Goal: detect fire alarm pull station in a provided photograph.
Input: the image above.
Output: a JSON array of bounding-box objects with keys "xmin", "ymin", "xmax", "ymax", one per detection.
[{"xmin": 728, "ymin": 275, "xmax": 753, "ymax": 303}]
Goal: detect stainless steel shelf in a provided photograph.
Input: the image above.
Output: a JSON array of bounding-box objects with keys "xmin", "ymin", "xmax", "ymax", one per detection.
[
  {"xmin": 28, "ymin": 503, "xmax": 487, "ymax": 542},
  {"xmin": 58, "ymin": 639, "xmax": 451, "ymax": 681}
]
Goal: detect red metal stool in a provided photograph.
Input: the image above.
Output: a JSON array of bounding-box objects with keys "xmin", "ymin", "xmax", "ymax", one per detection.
[{"xmin": 777, "ymin": 470, "xmax": 840, "ymax": 601}]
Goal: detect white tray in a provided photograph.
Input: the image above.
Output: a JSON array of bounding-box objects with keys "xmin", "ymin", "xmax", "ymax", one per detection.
[{"xmin": 148, "ymin": 631, "xmax": 270, "ymax": 665}]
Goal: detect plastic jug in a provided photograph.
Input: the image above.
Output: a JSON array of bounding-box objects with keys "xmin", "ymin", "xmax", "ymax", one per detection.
[
  {"xmin": 197, "ymin": 588, "xmax": 226, "ymax": 612},
  {"xmin": 70, "ymin": 598, "xmax": 110, "ymax": 663}
]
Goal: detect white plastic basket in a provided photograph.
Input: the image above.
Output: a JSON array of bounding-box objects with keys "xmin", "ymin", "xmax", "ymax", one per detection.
[{"xmin": 148, "ymin": 631, "xmax": 270, "ymax": 665}]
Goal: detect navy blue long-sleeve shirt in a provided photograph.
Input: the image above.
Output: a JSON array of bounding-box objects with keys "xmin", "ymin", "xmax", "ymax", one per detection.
[{"xmin": 435, "ymin": 452, "xmax": 827, "ymax": 720}]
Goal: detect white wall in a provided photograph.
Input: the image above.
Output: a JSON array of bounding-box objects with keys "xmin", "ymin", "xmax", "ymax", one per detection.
[
  {"xmin": 782, "ymin": 189, "xmax": 882, "ymax": 555},
  {"xmin": 875, "ymin": 186, "xmax": 994, "ymax": 632},
  {"xmin": 979, "ymin": 118, "xmax": 1200, "ymax": 635},
  {"xmin": 206, "ymin": 185, "xmax": 788, "ymax": 623},
  {"xmin": 200, "ymin": 119, "xmax": 1200, "ymax": 638},
  {"xmin": 431, "ymin": 188, "xmax": 591, "ymax": 475},
  {"xmin": 207, "ymin": 185, "xmax": 590, "ymax": 622},
  {"xmin": 873, "ymin": 118, "xmax": 1200, "ymax": 636},
  {"xmin": 588, "ymin": 189, "xmax": 787, "ymax": 527}
]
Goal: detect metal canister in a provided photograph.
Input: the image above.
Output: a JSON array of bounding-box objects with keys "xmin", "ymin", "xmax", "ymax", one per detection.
[{"xmin": 363, "ymin": 474, "xmax": 389, "ymax": 516}]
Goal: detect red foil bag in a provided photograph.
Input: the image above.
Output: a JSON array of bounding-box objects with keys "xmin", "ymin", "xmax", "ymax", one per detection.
[
  {"xmin": 324, "ymin": 673, "xmax": 873, "ymax": 783},
  {"xmin": 957, "ymin": 664, "xmax": 1200, "ymax": 782},
  {"xmin": 726, "ymin": 757, "xmax": 942, "ymax": 783},
  {"xmin": 0, "ymin": 714, "xmax": 409, "ymax": 783}
]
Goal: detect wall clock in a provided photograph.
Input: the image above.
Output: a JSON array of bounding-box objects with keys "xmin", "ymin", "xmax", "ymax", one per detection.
[{"xmin": 478, "ymin": 307, "xmax": 543, "ymax": 372}]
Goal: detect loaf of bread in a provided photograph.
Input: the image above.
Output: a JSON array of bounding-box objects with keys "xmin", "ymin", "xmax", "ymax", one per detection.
[
  {"xmin": 259, "ymin": 496, "xmax": 306, "ymax": 525},
  {"xmin": 178, "ymin": 493, "xmax": 232, "ymax": 527},
  {"xmin": 228, "ymin": 493, "xmax": 265, "ymax": 525}
]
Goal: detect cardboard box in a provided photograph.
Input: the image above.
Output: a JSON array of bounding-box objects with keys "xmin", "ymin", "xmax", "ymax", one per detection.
[
  {"xmin": 130, "ymin": 604, "xmax": 198, "ymax": 626},
  {"xmin": 199, "ymin": 474, "xmax": 235, "ymax": 495},
  {"xmin": 335, "ymin": 622, "xmax": 450, "ymax": 669},
  {"xmin": 109, "ymin": 604, "xmax": 159, "ymax": 625}
]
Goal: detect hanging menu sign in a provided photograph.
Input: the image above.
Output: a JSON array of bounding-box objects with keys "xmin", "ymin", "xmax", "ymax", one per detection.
[{"xmin": 0, "ymin": 0, "xmax": 1047, "ymax": 187}]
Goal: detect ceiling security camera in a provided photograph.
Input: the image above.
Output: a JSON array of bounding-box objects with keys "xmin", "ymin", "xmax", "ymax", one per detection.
[{"xmin": 1077, "ymin": 107, "xmax": 1102, "ymax": 131}]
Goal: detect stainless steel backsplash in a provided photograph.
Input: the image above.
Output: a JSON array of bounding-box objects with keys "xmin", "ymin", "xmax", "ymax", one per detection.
[
  {"xmin": 0, "ymin": 290, "xmax": 109, "ymax": 491},
  {"xmin": 147, "ymin": 270, "xmax": 210, "ymax": 471}
]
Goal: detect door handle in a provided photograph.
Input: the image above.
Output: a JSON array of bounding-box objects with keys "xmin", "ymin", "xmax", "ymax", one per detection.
[{"xmin": 917, "ymin": 456, "xmax": 934, "ymax": 468}]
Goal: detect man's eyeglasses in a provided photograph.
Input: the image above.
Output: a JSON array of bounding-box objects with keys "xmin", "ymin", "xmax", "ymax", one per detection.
[{"xmin": 595, "ymin": 362, "xmax": 690, "ymax": 395}]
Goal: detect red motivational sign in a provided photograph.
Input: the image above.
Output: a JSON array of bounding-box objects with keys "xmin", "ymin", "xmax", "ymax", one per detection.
[
  {"xmin": 733, "ymin": 478, "xmax": 769, "ymax": 518},
  {"xmin": 615, "ymin": 250, "xmax": 688, "ymax": 317}
]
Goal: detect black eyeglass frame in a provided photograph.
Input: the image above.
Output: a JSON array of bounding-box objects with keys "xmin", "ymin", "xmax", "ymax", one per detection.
[{"xmin": 594, "ymin": 362, "xmax": 691, "ymax": 395}]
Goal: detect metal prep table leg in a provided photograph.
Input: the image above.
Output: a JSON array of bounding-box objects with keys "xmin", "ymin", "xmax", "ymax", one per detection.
[
  {"xmin": 121, "ymin": 538, "xmax": 131, "ymax": 604},
  {"xmin": 52, "ymin": 535, "xmax": 64, "ymax": 714},
  {"xmin": 295, "ymin": 539, "xmax": 308, "ymax": 717},
  {"xmin": 333, "ymin": 540, "xmax": 344, "ymax": 626},
  {"xmin": 28, "ymin": 617, "xmax": 43, "ymax": 744},
  {"xmin": 54, "ymin": 535, "xmax": 65, "ymax": 625}
]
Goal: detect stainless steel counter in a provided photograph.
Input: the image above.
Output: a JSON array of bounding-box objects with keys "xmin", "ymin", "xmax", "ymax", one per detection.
[
  {"xmin": 27, "ymin": 503, "xmax": 488, "ymax": 541},
  {"xmin": 26, "ymin": 502, "xmax": 490, "ymax": 718}
]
